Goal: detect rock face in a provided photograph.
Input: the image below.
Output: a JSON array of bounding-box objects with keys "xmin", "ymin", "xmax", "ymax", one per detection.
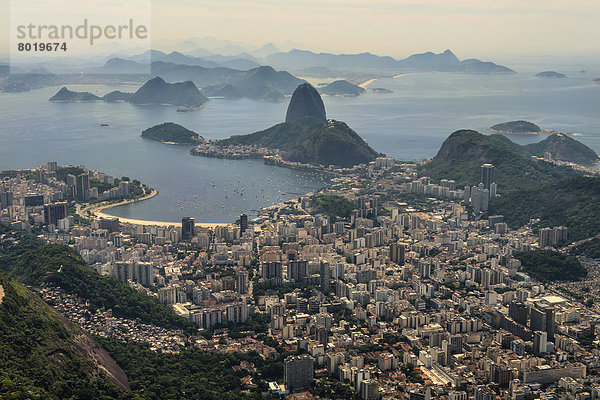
[{"xmin": 285, "ymin": 83, "xmax": 326, "ymax": 123}]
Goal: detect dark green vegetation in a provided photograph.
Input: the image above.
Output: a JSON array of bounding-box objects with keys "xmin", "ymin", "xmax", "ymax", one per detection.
[
  {"xmin": 220, "ymin": 116, "xmax": 380, "ymax": 167},
  {"xmin": 490, "ymin": 120, "xmax": 541, "ymax": 134},
  {"xmin": 572, "ymin": 238, "xmax": 600, "ymax": 259},
  {"xmin": 128, "ymin": 77, "xmax": 208, "ymax": 108},
  {"xmin": 97, "ymin": 338, "xmax": 268, "ymax": 400},
  {"xmin": 320, "ymin": 80, "xmax": 366, "ymax": 96},
  {"xmin": 420, "ymin": 130, "xmax": 587, "ymax": 190},
  {"xmin": 49, "ymin": 87, "xmax": 102, "ymax": 102},
  {"xmin": 523, "ymin": 133, "xmax": 600, "ymax": 165},
  {"xmin": 0, "ymin": 223, "xmax": 40, "ymax": 255},
  {"xmin": 489, "ymin": 177, "xmax": 600, "ymax": 241},
  {"xmin": 314, "ymin": 194, "xmax": 356, "ymax": 220},
  {"xmin": 0, "ymin": 270, "xmax": 128, "ymax": 398},
  {"xmin": 514, "ymin": 249, "xmax": 587, "ymax": 282},
  {"xmin": 0, "ymin": 169, "xmax": 36, "ymax": 180},
  {"xmin": 142, "ymin": 122, "xmax": 203, "ymax": 144},
  {"xmin": 536, "ymin": 71, "xmax": 567, "ymax": 78},
  {"xmin": 0, "ymin": 240, "xmax": 196, "ymax": 334}
]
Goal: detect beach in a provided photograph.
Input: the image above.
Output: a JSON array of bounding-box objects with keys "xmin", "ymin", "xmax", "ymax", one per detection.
[{"xmin": 85, "ymin": 189, "xmax": 231, "ymax": 228}]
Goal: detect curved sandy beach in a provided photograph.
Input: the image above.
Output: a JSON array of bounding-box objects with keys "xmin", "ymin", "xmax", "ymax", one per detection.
[{"xmin": 85, "ymin": 189, "xmax": 231, "ymax": 228}]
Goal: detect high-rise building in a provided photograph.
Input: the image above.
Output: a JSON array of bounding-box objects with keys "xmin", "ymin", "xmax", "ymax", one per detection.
[
  {"xmin": 236, "ymin": 268, "xmax": 249, "ymax": 295},
  {"xmin": 289, "ymin": 260, "xmax": 309, "ymax": 283},
  {"xmin": 389, "ymin": 242, "xmax": 405, "ymax": 265},
  {"xmin": 481, "ymin": 164, "xmax": 495, "ymax": 190},
  {"xmin": 320, "ymin": 261, "xmax": 331, "ymax": 294},
  {"xmin": 261, "ymin": 262, "xmax": 283, "ymax": 281},
  {"xmin": 182, "ymin": 217, "xmax": 195, "ymax": 241},
  {"xmin": 534, "ymin": 331, "xmax": 548, "ymax": 354},
  {"xmin": 99, "ymin": 218, "xmax": 120, "ymax": 233},
  {"xmin": 44, "ymin": 202, "xmax": 68, "ymax": 226},
  {"xmin": 284, "ymin": 355, "xmax": 314, "ymax": 393},
  {"xmin": 240, "ymin": 213, "xmax": 248, "ymax": 235},
  {"xmin": 76, "ymin": 173, "xmax": 90, "ymax": 201},
  {"xmin": 508, "ymin": 301, "xmax": 529, "ymax": 327},
  {"xmin": 0, "ymin": 190, "xmax": 14, "ymax": 209}
]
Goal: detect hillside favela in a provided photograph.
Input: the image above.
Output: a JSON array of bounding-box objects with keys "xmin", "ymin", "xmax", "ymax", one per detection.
[{"xmin": 2, "ymin": 1, "xmax": 600, "ymax": 399}]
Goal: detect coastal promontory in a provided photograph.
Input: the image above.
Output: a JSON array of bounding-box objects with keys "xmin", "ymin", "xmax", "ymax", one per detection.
[{"xmin": 197, "ymin": 83, "xmax": 380, "ymax": 168}]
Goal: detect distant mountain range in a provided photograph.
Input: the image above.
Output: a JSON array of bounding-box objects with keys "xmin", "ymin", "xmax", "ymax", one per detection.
[{"xmin": 264, "ymin": 49, "xmax": 515, "ymax": 74}]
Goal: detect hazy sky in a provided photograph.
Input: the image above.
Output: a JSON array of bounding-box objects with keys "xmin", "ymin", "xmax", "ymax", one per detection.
[{"xmin": 1, "ymin": 0, "xmax": 599, "ymax": 60}]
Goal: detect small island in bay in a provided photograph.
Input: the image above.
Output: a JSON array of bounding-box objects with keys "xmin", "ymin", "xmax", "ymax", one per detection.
[
  {"xmin": 49, "ymin": 87, "xmax": 102, "ymax": 102},
  {"xmin": 372, "ymin": 88, "xmax": 393, "ymax": 93},
  {"xmin": 320, "ymin": 80, "xmax": 366, "ymax": 96},
  {"xmin": 141, "ymin": 122, "xmax": 204, "ymax": 144},
  {"xmin": 536, "ymin": 71, "xmax": 567, "ymax": 79},
  {"xmin": 489, "ymin": 120, "xmax": 541, "ymax": 135}
]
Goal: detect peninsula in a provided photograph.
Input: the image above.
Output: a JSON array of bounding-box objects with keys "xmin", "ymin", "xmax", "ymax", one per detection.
[{"xmin": 191, "ymin": 83, "xmax": 380, "ymax": 168}]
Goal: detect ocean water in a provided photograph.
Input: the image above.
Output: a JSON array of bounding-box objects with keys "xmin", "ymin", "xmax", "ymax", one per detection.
[{"xmin": 0, "ymin": 69, "xmax": 598, "ymax": 222}]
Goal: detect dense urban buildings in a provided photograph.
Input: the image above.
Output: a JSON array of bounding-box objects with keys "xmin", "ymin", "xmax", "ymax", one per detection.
[{"xmin": 2, "ymin": 159, "xmax": 600, "ymax": 400}]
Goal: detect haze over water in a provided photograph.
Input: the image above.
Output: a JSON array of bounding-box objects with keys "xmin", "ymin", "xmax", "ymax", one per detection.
[{"xmin": 0, "ymin": 68, "xmax": 598, "ymax": 223}]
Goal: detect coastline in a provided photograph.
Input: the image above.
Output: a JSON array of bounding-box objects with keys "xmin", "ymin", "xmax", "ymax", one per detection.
[{"xmin": 86, "ymin": 188, "xmax": 231, "ymax": 228}]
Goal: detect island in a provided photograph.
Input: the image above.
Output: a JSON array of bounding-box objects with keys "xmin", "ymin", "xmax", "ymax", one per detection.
[
  {"xmin": 191, "ymin": 83, "xmax": 380, "ymax": 168},
  {"xmin": 49, "ymin": 76, "xmax": 209, "ymax": 109},
  {"xmin": 536, "ymin": 71, "xmax": 567, "ymax": 79},
  {"xmin": 372, "ymin": 88, "xmax": 393, "ymax": 93},
  {"xmin": 489, "ymin": 120, "xmax": 541, "ymax": 135},
  {"xmin": 320, "ymin": 80, "xmax": 366, "ymax": 96},
  {"xmin": 141, "ymin": 122, "xmax": 204, "ymax": 144},
  {"xmin": 49, "ymin": 87, "xmax": 102, "ymax": 102}
]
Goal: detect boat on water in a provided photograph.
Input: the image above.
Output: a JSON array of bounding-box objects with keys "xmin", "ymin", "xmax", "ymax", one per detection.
[
  {"xmin": 177, "ymin": 107, "xmax": 192, "ymax": 112},
  {"xmin": 100, "ymin": 123, "xmax": 110, "ymax": 127}
]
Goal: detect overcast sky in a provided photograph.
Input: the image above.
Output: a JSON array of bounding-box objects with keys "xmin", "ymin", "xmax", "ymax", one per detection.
[{"xmin": 1, "ymin": 0, "xmax": 598, "ymax": 60}]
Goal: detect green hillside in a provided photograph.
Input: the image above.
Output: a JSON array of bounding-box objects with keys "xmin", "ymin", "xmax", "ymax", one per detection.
[
  {"xmin": 514, "ymin": 249, "xmax": 587, "ymax": 282},
  {"xmin": 523, "ymin": 133, "xmax": 600, "ymax": 165},
  {"xmin": 0, "ymin": 270, "xmax": 127, "ymax": 398},
  {"xmin": 219, "ymin": 116, "xmax": 380, "ymax": 167},
  {"xmin": 0, "ymin": 240, "xmax": 197, "ymax": 334},
  {"xmin": 489, "ymin": 177, "xmax": 600, "ymax": 241},
  {"xmin": 420, "ymin": 130, "xmax": 583, "ymax": 190}
]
